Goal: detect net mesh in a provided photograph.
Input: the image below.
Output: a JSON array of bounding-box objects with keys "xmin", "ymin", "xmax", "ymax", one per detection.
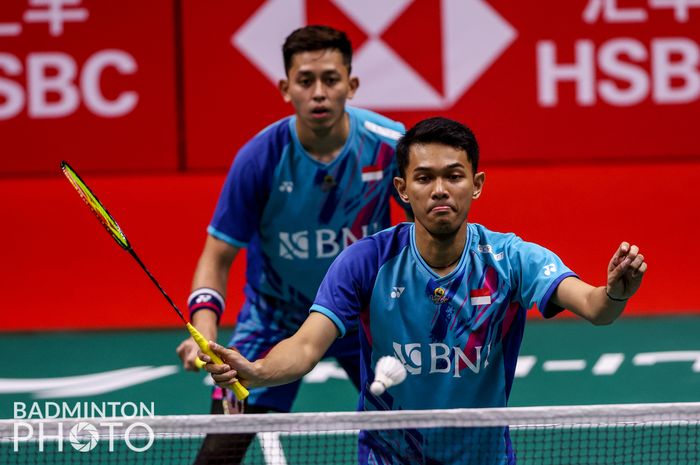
[{"xmin": 1, "ymin": 402, "xmax": 699, "ymax": 464}]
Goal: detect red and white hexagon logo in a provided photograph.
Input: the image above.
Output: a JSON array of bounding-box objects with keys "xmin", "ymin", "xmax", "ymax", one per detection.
[{"xmin": 233, "ymin": 0, "xmax": 517, "ymax": 110}]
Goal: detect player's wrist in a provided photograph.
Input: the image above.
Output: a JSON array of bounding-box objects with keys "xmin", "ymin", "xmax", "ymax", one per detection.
[
  {"xmin": 188, "ymin": 288, "xmax": 225, "ymax": 323},
  {"xmin": 604, "ymin": 286, "xmax": 628, "ymax": 302}
]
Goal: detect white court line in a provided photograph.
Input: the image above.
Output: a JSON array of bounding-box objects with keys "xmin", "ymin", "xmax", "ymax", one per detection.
[
  {"xmin": 514, "ymin": 356, "xmax": 536, "ymax": 377},
  {"xmin": 592, "ymin": 353, "xmax": 624, "ymax": 375},
  {"xmin": 542, "ymin": 360, "xmax": 586, "ymax": 371},
  {"xmin": 259, "ymin": 432, "xmax": 287, "ymax": 465}
]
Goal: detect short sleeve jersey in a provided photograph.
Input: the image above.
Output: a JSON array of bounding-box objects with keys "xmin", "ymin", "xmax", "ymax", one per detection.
[
  {"xmin": 208, "ymin": 107, "xmax": 406, "ymax": 317},
  {"xmin": 311, "ymin": 222, "xmax": 577, "ymax": 464}
]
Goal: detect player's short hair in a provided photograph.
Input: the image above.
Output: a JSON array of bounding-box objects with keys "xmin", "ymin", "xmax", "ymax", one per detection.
[
  {"xmin": 396, "ymin": 117, "xmax": 480, "ymax": 178},
  {"xmin": 282, "ymin": 25, "xmax": 353, "ymax": 75}
]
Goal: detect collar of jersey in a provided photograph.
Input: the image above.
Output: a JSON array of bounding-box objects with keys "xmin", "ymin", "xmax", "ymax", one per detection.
[
  {"xmin": 288, "ymin": 109, "xmax": 356, "ymax": 169},
  {"xmin": 409, "ymin": 222, "xmax": 471, "ymax": 282}
]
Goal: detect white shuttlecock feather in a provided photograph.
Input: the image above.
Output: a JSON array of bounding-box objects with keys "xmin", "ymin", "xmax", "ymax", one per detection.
[{"xmin": 370, "ymin": 356, "xmax": 407, "ymax": 396}]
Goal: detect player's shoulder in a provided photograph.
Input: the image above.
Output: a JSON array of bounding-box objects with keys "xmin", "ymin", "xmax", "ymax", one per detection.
[
  {"xmin": 334, "ymin": 223, "xmax": 411, "ymax": 270},
  {"xmin": 348, "ymin": 106, "xmax": 405, "ymax": 143},
  {"xmin": 235, "ymin": 116, "xmax": 294, "ymax": 165},
  {"xmin": 468, "ymin": 223, "xmax": 521, "ymax": 248},
  {"xmin": 368, "ymin": 222, "xmax": 411, "ymax": 249},
  {"xmin": 467, "ymin": 223, "xmax": 525, "ymax": 263},
  {"xmin": 468, "ymin": 223, "xmax": 555, "ymax": 268}
]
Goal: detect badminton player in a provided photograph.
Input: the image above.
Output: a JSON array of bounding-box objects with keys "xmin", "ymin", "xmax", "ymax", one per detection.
[
  {"xmin": 201, "ymin": 117, "xmax": 647, "ymax": 464},
  {"xmin": 176, "ymin": 25, "xmax": 410, "ymax": 463}
]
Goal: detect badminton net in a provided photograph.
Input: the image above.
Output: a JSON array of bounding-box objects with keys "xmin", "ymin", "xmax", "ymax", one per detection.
[{"xmin": 1, "ymin": 402, "xmax": 699, "ymax": 464}]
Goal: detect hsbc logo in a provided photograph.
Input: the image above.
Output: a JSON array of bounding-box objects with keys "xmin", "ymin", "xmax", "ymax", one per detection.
[
  {"xmin": 233, "ymin": 0, "xmax": 516, "ymax": 110},
  {"xmin": 279, "ymin": 223, "xmax": 380, "ymax": 260},
  {"xmin": 392, "ymin": 341, "xmax": 487, "ymax": 377}
]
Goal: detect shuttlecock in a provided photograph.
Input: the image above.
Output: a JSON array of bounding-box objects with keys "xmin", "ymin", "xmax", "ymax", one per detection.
[{"xmin": 370, "ymin": 356, "xmax": 407, "ymax": 396}]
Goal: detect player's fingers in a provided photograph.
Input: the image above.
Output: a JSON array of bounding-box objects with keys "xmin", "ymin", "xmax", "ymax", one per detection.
[
  {"xmin": 177, "ymin": 340, "xmax": 197, "ymax": 370},
  {"xmin": 212, "ymin": 369, "xmax": 238, "ymax": 384},
  {"xmin": 617, "ymin": 245, "xmax": 639, "ymax": 272},
  {"xmin": 627, "ymin": 245, "xmax": 639, "ymax": 259},
  {"xmin": 628, "ymin": 253, "xmax": 644, "ymax": 269},
  {"xmin": 197, "ymin": 349, "xmax": 211, "ymax": 364},
  {"xmin": 629, "ymin": 258, "xmax": 647, "ymax": 278},
  {"xmin": 184, "ymin": 349, "xmax": 201, "ymax": 372},
  {"xmin": 204, "ymin": 362, "xmax": 232, "ymax": 375},
  {"xmin": 209, "ymin": 341, "xmax": 243, "ymax": 363},
  {"xmin": 208, "ymin": 341, "xmax": 227, "ymax": 355},
  {"xmin": 175, "ymin": 339, "xmax": 188, "ymax": 358},
  {"xmin": 610, "ymin": 241, "xmax": 629, "ymax": 268}
]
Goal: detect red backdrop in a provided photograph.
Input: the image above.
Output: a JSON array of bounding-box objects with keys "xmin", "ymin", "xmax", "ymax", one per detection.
[
  {"xmin": 0, "ymin": 0, "xmax": 178, "ymax": 174},
  {"xmin": 0, "ymin": 0, "xmax": 698, "ymax": 330}
]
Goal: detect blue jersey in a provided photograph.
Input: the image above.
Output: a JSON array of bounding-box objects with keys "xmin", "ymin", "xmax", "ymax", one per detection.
[
  {"xmin": 311, "ymin": 222, "xmax": 576, "ymax": 464},
  {"xmin": 208, "ymin": 107, "xmax": 405, "ymax": 322}
]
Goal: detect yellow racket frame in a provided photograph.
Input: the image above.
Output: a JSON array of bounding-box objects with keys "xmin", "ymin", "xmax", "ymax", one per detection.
[{"xmin": 61, "ymin": 161, "xmax": 248, "ymax": 400}]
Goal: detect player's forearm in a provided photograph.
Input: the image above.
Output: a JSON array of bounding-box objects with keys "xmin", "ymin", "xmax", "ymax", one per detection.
[
  {"xmin": 249, "ymin": 337, "xmax": 320, "ymax": 388},
  {"xmin": 581, "ymin": 286, "xmax": 627, "ymax": 325},
  {"xmin": 564, "ymin": 284, "xmax": 626, "ymax": 325},
  {"xmin": 191, "ymin": 310, "xmax": 219, "ymax": 341},
  {"xmin": 554, "ymin": 278, "xmax": 626, "ymax": 325},
  {"xmin": 191, "ymin": 236, "xmax": 240, "ymax": 297}
]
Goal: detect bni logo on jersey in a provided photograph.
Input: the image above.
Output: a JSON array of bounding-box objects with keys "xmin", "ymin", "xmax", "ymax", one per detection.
[
  {"xmin": 11, "ymin": 401, "xmax": 156, "ymax": 454},
  {"xmin": 393, "ymin": 342, "xmax": 488, "ymax": 377},
  {"xmin": 278, "ymin": 223, "xmax": 381, "ymax": 260}
]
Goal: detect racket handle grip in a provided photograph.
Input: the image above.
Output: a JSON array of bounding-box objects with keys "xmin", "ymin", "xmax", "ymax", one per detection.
[{"xmin": 186, "ymin": 323, "xmax": 249, "ymax": 401}]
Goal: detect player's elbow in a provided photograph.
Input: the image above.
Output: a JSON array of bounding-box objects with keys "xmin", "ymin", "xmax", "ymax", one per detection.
[{"xmin": 587, "ymin": 311, "xmax": 617, "ymax": 326}]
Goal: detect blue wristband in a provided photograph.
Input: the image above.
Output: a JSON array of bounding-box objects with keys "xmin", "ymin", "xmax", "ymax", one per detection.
[{"xmin": 188, "ymin": 288, "xmax": 225, "ymax": 323}]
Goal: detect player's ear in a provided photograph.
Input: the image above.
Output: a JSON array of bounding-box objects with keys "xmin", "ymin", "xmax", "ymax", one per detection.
[
  {"xmin": 472, "ymin": 172, "xmax": 485, "ymax": 199},
  {"xmin": 279, "ymin": 79, "xmax": 291, "ymax": 103},
  {"xmin": 347, "ymin": 76, "xmax": 359, "ymax": 100},
  {"xmin": 393, "ymin": 176, "xmax": 409, "ymax": 203}
]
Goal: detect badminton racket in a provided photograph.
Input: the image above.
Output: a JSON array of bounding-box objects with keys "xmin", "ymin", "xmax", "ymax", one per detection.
[{"xmin": 60, "ymin": 161, "xmax": 248, "ymax": 400}]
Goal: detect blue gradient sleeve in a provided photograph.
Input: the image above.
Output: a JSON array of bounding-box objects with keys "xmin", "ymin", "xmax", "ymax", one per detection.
[
  {"xmin": 311, "ymin": 238, "xmax": 379, "ymax": 337},
  {"xmin": 510, "ymin": 237, "xmax": 577, "ymax": 318},
  {"xmin": 208, "ymin": 133, "xmax": 279, "ymax": 246}
]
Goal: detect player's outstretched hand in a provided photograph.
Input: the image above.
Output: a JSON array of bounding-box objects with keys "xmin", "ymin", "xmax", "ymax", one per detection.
[
  {"xmin": 606, "ymin": 242, "xmax": 647, "ymax": 301},
  {"xmin": 199, "ymin": 342, "xmax": 254, "ymax": 388},
  {"xmin": 176, "ymin": 337, "xmax": 201, "ymax": 372}
]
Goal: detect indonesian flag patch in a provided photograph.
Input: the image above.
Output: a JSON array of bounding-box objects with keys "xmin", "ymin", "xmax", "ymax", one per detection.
[
  {"xmin": 470, "ymin": 288, "xmax": 492, "ymax": 306},
  {"xmin": 361, "ymin": 165, "xmax": 383, "ymax": 182}
]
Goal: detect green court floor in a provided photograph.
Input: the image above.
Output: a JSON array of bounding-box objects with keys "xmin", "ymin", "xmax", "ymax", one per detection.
[
  {"xmin": 1, "ymin": 315, "xmax": 698, "ymax": 419},
  {"xmin": 1, "ymin": 315, "xmax": 699, "ymax": 464}
]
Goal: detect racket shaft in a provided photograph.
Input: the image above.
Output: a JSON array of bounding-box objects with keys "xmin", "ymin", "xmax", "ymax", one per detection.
[
  {"xmin": 186, "ymin": 323, "xmax": 249, "ymax": 400},
  {"xmin": 128, "ymin": 249, "xmax": 187, "ymax": 324}
]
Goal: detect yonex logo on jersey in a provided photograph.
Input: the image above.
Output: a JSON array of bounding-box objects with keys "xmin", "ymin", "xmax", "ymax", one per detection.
[
  {"xmin": 543, "ymin": 263, "xmax": 557, "ymax": 276},
  {"xmin": 393, "ymin": 342, "xmax": 486, "ymax": 377},
  {"xmin": 390, "ymin": 287, "xmax": 405, "ymax": 299},
  {"xmin": 279, "ymin": 181, "xmax": 293, "ymax": 193},
  {"xmin": 279, "ymin": 223, "xmax": 381, "ymax": 260}
]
